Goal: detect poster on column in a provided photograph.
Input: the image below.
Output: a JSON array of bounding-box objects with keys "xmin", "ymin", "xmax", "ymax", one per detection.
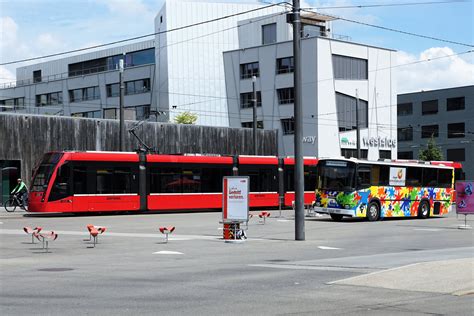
[
  {"xmin": 455, "ymin": 181, "xmax": 474, "ymax": 214},
  {"xmin": 222, "ymin": 177, "xmax": 249, "ymax": 223}
]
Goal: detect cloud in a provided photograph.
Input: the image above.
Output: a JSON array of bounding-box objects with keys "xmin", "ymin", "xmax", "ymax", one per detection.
[
  {"xmin": 395, "ymin": 47, "xmax": 474, "ymax": 94},
  {"xmin": 0, "ymin": 66, "xmax": 15, "ymax": 85},
  {"xmin": 0, "ymin": 16, "xmax": 18, "ymax": 45}
]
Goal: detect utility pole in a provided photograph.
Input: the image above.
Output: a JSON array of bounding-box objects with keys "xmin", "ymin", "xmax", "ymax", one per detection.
[
  {"xmin": 252, "ymin": 75, "xmax": 258, "ymax": 155},
  {"xmin": 292, "ymin": 0, "xmax": 305, "ymax": 241},
  {"xmin": 119, "ymin": 57, "xmax": 125, "ymax": 151},
  {"xmin": 356, "ymin": 89, "xmax": 360, "ymax": 159}
]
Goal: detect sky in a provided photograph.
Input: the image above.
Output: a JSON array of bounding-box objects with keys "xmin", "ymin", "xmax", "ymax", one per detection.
[{"xmin": 0, "ymin": 0, "xmax": 473, "ymax": 93}]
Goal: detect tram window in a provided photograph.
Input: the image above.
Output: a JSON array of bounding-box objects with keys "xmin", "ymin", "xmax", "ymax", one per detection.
[
  {"xmin": 114, "ymin": 168, "xmax": 134, "ymax": 193},
  {"xmin": 304, "ymin": 166, "xmax": 317, "ymax": 191},
  {"xmin": 73, "ymin": 166, "xmax": 88, "ymax": 194},
  {"xmin": 150, "ymin": 167, "xmax": 182, "ymax": 193},
  {"xmin": 201, "ymin": 167, "xmax": 231, "ymax": 192},
  {"xmin": 181, "ymin": 169, "xmax": 201, "ymax": 193},
  {"xmin": 96, "ymin": 169, "xmax": 114, "ymax": 194},
  {"xmin": 239, "ymin": 166, "xmax": 277, "ymax": 192},
  {"xmin": 422, "ymin": 168, "xmax": 438, "ymax": 187},
  {"xmin": 49, "ymin": 164, "xmax": 71, "ymax": 201},
  {"xmin": 284, "ymin": 167, "xmax": 294, "ymax": 191},
  {"xmin": 406, "ymin": 167, "xmax": 422, "ymax": 186},
  {"xmin": 438, "ymin": 169, "xmax": 453, "ymax": 188}
]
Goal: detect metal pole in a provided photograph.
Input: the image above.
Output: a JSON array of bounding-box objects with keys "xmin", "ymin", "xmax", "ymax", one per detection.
[
  {"xmin": 293, "ymin": 0, "xmax": 305, "ymax": 240},
  {"xmin": 356, "ymin": 89, "xmax": 360, "ymax": 159},
  {"xmin": 119, "ymin": 58, "xmax": 125, "ymax": 151},
  {"xmin": 252, "ymin": 75, "xmax": 258, "ymax": 155}
]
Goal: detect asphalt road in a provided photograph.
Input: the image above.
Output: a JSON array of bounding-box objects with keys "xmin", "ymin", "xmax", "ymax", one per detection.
[{"xmin": 0, "ymin": 209, "xmax": 473, "ymax": 315}]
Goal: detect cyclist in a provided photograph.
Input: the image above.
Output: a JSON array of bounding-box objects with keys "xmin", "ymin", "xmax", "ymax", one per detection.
[{"xmin": 11, "ymin": 178, "xmax": 28, "ymax": 207}]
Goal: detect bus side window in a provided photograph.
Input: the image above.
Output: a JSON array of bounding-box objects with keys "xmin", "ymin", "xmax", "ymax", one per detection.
[
  {"xmin": 357, "ymin": 166, "xmax": 371, "ymax": 188},
  {"xmin": 406, "ymin": 167, "xmax": 422, "ymax": 186},
  {"xmin": 372, "ymin": 165, "xmax": 390, "ymax": 186},
  {"xmin": 438, "ymin": 169, "xmax": 453, "ymax": 188},
  {"xmin": 422, "ymin": 168, "xmax": 438, "ymax": 187}
]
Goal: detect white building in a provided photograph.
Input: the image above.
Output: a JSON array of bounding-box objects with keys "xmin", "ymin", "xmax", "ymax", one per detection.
[
  {"xmin": 0, "ymin": 0, "xmax": 284, "ymax": 125},
  {"xmin": 223, "ymin": 12, "xmax": 398, "ymax": 158}
]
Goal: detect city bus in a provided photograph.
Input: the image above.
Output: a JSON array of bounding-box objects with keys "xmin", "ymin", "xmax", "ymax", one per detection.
[
  {"xmin": 28, "ymin": 151, "xmax": 318, "ymax": 213},
  {"xmin": 313, "ymin": 158, "xmax": 461, "ymax": 221}
]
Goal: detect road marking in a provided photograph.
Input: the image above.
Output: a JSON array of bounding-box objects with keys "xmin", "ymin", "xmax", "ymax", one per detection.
[
  {"xmin": 413, "ymin": 228, "xmax": 441, "ymax": 232},
  {"xmin": 249, "ymin": 264, "xmax": 374, "ymax": 273},
  {"xmin": 153, "ymin": 251, "xmax": 184, "ymax": 255},
  {"xmin": 318, "ymin": 246, "xmax": 341, "ymax": 250},
  {"xmin": 277, "ymin": 219, "xmax": 292, "ymax": 222}
]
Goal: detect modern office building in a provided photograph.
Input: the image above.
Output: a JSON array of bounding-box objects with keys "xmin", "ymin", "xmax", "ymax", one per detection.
[
  {"xmin": 397, "ymin": 85, "xmax": 474, "ymax": 179},
  {"xmin": 0, "ymin": 0, "xmax": 284, "ymax": 125},
  {"xmin": 223, "ymin": 12, "xmax": 397, "ymax": 158}
]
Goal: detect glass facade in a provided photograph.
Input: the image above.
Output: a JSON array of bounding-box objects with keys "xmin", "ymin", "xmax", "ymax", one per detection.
[
  {"xmin": 69, "ymin": 86, "xmax": 100, "ymax": 102},
  {"xmin": 332, "ymin": 55, "xmax": 368, "ymax": 80},
  {"xmin": 335, "ymin": 92, "xmax": 368, "ymax": 132},
  {"xmin": 277, "ymin": 88, "xmax": 294, "ymax": 105},
  {"xmin": 262, "ymin": 23, "xmax": 276, "ymax": 45},
  {"xmin": 240, "ymin": 92, "xmax": 262, "ymax": 108},
  {"xmin": 240, "ymin": 62, "xmax": 259, "ymax": 79},
  {"xmin": 36, "ymin": 92, "xmax": 63, "ymax": 106},
  {"xmin": 276, "ymin": 57, "xmax": 294, "ymax": 74}
]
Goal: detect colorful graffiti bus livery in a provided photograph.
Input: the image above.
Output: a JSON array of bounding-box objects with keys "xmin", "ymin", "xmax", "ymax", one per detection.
[
  {"xmin": 313, "ymin": 158, "xmax": 461, "ymax": 221},
  {"xmin": 28, "ymin": 151, "xmax": 318, "ymax": 213}
]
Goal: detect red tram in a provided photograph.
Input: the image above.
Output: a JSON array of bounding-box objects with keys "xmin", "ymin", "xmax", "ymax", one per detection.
[{"xmin": 28, "ymin": 151, "xmax": 318, "ymax": 213}]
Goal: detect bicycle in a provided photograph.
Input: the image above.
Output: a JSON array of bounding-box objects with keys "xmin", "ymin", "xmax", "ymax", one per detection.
[{"xmin": 4, "ymin": 194, "xmax": 28, "ymax": 212}]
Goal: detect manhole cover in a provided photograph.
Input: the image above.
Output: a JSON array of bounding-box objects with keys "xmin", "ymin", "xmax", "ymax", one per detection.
[{"xmin": 38, "ymin": 268, "xmax": 74, "ymax": 272}]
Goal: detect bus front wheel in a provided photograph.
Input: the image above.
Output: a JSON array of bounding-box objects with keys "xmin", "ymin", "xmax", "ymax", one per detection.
[
  {"xmin": 418, "ymin": 201, "xmax": 430, "ymax": 219},
  {"xmin": 367, "ymin": 202, "xmax": 380, "ymax": 222},
  {"xmin": 330, "ymin": 213, "xmax": 343, "ymax": 221}
]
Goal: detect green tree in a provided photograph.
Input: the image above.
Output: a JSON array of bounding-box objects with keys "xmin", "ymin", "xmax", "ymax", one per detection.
[
  {"xmin": 418, "ymin": 135, "xmax": 443, "ymax": 161},
  {"xmin": 173, "ymin": 111, "xmax": 198, "ymax": 124}
]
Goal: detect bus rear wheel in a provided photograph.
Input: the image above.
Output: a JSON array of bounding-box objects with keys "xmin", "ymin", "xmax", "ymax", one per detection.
[
  {"xmin": 418, "ymin": 201, "xmax": 430, "ymax": 219},
  {"xmin": 330, "ymin": 213, "xmax": 343, "ymax": 221},
  {"xmin": 367, "ymin": 202, "xmax": 380, "ymax": 222}
]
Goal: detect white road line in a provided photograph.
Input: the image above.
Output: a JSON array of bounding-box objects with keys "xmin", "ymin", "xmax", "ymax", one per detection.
[
  {"xmin": 318, "ymin": 246, "xmax": 341, "ymax": 250},
  {"xmin": 153, "ymin": 251, "xmax": 184, "ymax": 255},
  {"xmin": 249, "ymin": 264, "xmax": 373, "ymax": 273},
  {"xmin": 413, "ymin": 228, "xmax": 441, "ymax": 232},
  {"xmin": 277, "ymin": 219, "xmax": 293, "ymax": 222}
]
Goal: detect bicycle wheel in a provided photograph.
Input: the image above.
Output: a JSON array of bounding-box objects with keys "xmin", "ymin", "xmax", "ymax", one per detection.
[{"xmin": 4, "ymin": 198, "xmax": 17, "ymax": 212}]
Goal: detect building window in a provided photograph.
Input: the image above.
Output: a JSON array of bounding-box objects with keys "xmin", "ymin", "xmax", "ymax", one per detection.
[
  {"xmin": 106, "ymin": 83, "xmax": 119, "ymax": 97},
  {"xmin": 33, "ymin": 70, "xmax": 42, "ymax": 83},
  {"xmin": 446, "ymin": 97, "xmax": 465, "ymax": 111},
  {"xmin": 241, "ymin": 121, "xmax": 264, "ymax": 129},
  {"xmin": 397, "ymin": 103, "xmax": 412, "ymax": 116},
  {"xmin": 104, "ymin": 108, "xmax": 118, "ymax": 119},
  {"xmin": 421, "ymin": 100, "xmax": 438, "ymax": 115},
  {"xmin": 240, "ymin": 62, "xmax": 259, "ymax": 79},
  {"xmin": 277, "ymin": 88, "xmax": 294, "ymax": 105},
  {"xmin": 72, "ymin": 110, "xmax": 101, "ymax": 118},
  {"xmin": 240, "ymin": 91, "xmax": 262, "ymax": 109},
  {"xmin": 398, "ymin": 151, "xmax": 413, "ymax": 159},
  {"xmin": 281, "ymin": 118, "xmax": 295, "ymax": 135},
  {"xmin": 125, "ymin": 105, "xmax": 151, "ymax": 121},
  {"xmin": 35, "ymin": 92, "xmax": 63, "ymax": 106},
  {"xmin": 447, "ymin": 148, "xmax": 465, "ymax": 161},
  {"xmin": 332, "ymin": 54, "xmax": 368, "ymax": 80},
  {"xmin": 125, "ymin": 78, "xmax": 150, "ymax": 95},
  {"xmin": 379, "ymin": 150, "xmax": 392, "ymax": 159},
  {"xmin": 447, "ymin": 122, "xmax": 465, "ymax": 138},
  {"xmin": 0, "ymin": 98, "xmax": 25, "ymax": 111},
  {"xmin": 125, "ymin": 48, "xmax": 155, "ymax": 67},
  {"xmin": 336, "ymin": 92, "xmax": 368, "ymax": 132},
  {"xmin": 421, "ymin": 125, "xmax": 439, "ymax": 138},
  {"xmin": 276, "ymin": 57, "xmax": 294, "ymax": 74},
  {"xmin": 341, "ymin": 149, "xmax": 368, "ymax": 159},
  {"xmin": 398, "ymin": 127, "xmax": 413, "ymax": 141},
  {"xmin": 262, "ymin": 23, "xmax": 276, "ymax": 45},
  {"xmin": 69, "ymin": 86, "xmax": 100, "ymax": 103}
]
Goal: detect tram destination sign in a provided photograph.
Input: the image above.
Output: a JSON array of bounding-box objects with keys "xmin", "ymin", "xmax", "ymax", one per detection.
[{"xmin": 222, "ymin": 176, "xmax": 249, "ymax": 223}]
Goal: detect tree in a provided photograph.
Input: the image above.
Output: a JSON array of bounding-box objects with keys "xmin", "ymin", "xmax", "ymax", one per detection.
[
  {"xmin": 173, "ymin": 111, "xmax": 198, "ymax": 124},
  {"xmin": 418, "ymin": 135, "xmax": 443, "ymax": 161}
]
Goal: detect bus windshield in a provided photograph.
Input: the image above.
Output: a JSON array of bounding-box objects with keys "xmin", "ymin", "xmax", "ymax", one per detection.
[
  {"xmin": 31, "ymin": 153, "xmax": 63, "ymax": 192},
  {"xmin": 316, "ymin": 160, "xmax": 355, "ymax": 191}
]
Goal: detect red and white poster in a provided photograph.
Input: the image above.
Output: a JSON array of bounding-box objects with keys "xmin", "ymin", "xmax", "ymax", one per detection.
[
  {"xmin": 222, "ymin": 177, "xmax": 249, "ymax": 222},
  {"xmin": 455, "ymin": 181, "xmax": 474, "ymax": 215}
]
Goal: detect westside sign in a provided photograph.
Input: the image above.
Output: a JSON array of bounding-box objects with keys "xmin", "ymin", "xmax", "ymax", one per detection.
[{"xmin": 222, "ymin": 177, "xmax": 249, "ymax": 222}]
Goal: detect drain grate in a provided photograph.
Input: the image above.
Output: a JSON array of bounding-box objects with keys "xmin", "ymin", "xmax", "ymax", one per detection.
[{"xmin": 38, "ymin": 268, "xmax": 74, "ymax": 272}]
